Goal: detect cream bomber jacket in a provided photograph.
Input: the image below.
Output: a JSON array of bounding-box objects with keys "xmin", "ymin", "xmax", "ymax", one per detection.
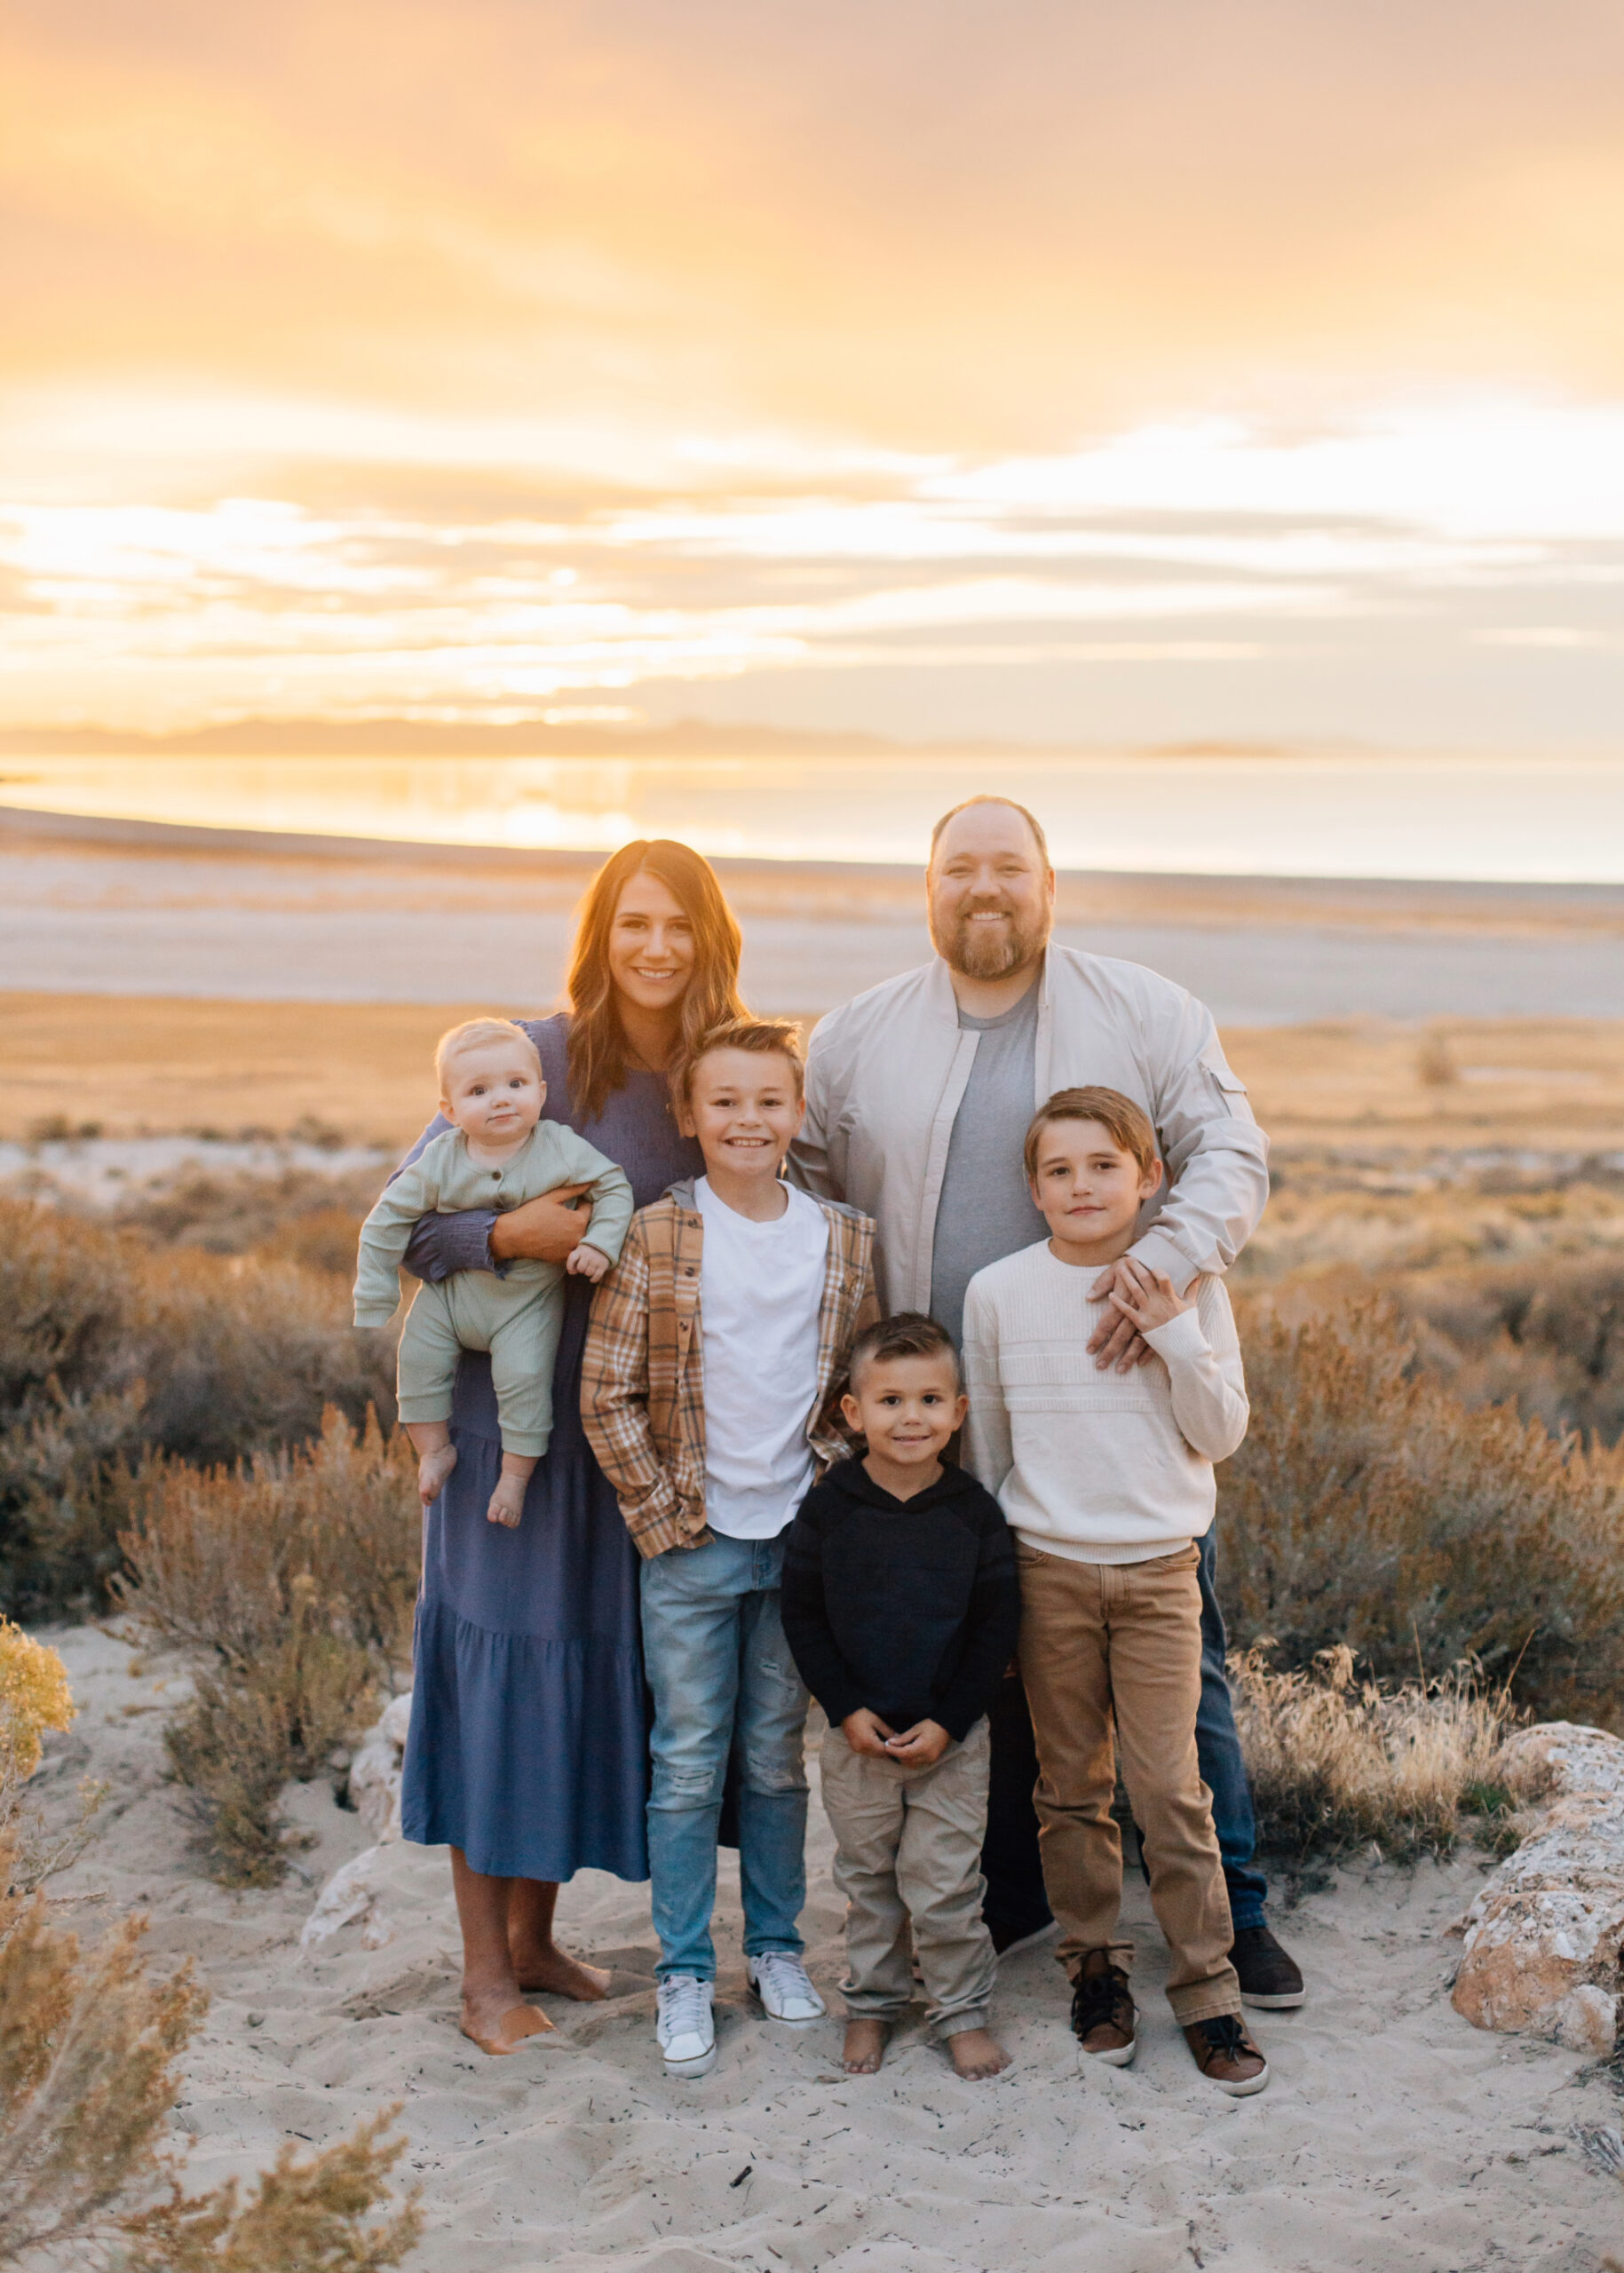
[{"xmin": 789, "ymin": 946, "xmax": 1269, "ymax": 1315}]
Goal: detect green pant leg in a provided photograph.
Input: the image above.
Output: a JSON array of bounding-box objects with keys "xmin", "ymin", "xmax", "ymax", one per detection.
[
  {"xmin": 394, "ymin": 1281, "xmax": 473, "ymax": 1426},
  {"xmin": 484, "ymin": 1283, "xmax": 564, "ymax": 1459}
]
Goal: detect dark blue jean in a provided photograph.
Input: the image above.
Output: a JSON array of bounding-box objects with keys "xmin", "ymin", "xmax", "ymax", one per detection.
[{"xmin": 979, "ymin": 1529, "xmax": 1268, "ymax": 1936}]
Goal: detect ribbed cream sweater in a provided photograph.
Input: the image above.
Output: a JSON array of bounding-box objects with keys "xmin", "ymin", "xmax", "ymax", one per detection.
[{"xmin": 962, "ymin": 1241, "xmax": 1248, "ymax": 1564}]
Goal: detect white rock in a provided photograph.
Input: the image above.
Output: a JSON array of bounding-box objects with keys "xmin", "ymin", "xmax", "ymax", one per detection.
[
  {"xmin": 302, "ymin": 1691, "xmax": 413, "ymax": 1954},
  {"xmin": 1453, "ymin": 1720, "xmax": 1624, "ymax": 2051},
  {"xmin": 300, "ymin": 1847, "xmax": 394, "ymax": 1953},
  {"xmin": 345, "ymin": 1689, "xmax": 412, "ymax": 1844}
]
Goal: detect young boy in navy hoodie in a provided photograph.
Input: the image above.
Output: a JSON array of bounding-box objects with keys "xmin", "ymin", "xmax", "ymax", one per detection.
[{"xmin": 781, "ymin": 1312, "xmax": 1019, "ymax": 2080}]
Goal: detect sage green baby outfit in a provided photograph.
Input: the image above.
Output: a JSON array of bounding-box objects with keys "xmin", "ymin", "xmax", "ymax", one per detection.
[{"xmin": 354, "ymin": 1122, "xmax": 634, "ymax": 1459}]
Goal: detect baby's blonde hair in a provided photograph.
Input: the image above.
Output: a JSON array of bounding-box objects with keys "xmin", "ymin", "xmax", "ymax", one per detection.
[{"xmin": 434, "ymin": 1018, "xmax": 542, "ymax": 1096}]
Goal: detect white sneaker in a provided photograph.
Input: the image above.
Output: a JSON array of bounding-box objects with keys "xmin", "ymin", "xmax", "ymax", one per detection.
[
  {"xmin": 655, "ymin": 1975, "xmax": 717, "ymax": 2078},
  {"xmin": 747, "ymin": 1952, "xmax": 826, "ymax": 2028}
]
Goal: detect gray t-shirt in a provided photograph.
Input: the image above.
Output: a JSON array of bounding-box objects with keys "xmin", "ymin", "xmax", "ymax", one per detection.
[{"xmin": 929, "ymin": 979, "xmax": 1050, "ymax": 1348}]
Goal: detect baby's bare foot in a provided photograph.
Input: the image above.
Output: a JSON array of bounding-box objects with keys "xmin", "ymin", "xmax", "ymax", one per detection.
[
  {"xmin": 459, "ymin": 1990, "xmax": 554, "ymax": 2056},
  {"xmin": 843, "ymin": 2018, "xmax": 889, "ymax": 2074},
  {"xmin": 487, "ymin": 1477, "xmax": 527, "ymax": 1527},
  {"xmin": 418, "ymin": 1442, "xmax": 457, "ymax": 1505},
  {"xmin": 511, "ymin": 1944, "xmax": 612, "ymax": 2000},
  {"xmin": 947, "ymin": 2026, "xmax": 1010, "ymax": 2080}
]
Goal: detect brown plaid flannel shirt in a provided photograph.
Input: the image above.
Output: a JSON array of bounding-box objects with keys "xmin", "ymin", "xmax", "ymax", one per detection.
[{"xmin": 581, "ymin": 1177, "xmax": 878, "ymax": 1559}]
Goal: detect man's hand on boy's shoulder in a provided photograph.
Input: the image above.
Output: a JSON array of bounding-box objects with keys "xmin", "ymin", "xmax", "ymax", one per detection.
[{"xmin": 841, "ymin": 1707, "xmax": 897, "ymax": 1758}]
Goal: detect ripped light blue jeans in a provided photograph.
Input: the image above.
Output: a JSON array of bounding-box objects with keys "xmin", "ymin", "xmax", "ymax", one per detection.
[{"xmin": 639, "ymin": 1531, "xmax": 810, "ymax": 1981}]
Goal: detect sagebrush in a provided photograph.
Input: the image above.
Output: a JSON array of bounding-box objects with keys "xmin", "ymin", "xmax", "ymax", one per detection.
[
  {"xmin": 0, "ymin": 1200, "xmax": 395, "ymax": 1618},
  {"xmin": 116, "ymin": 1408, "xmax": 420, "ymax": 1886},
  {"xmin": 1218, "ymin": 1297, "xmax": 1624, "ymax": 1726},
  {"xmin": 1229, "ymin": 1642, "xmax": 1516, "ymax": 1862}
]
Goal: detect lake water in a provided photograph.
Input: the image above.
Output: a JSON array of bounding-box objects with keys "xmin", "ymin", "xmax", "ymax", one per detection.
[{"xmin": 4, "ymin": 748, "xmax": 1624, "ymax": 881}]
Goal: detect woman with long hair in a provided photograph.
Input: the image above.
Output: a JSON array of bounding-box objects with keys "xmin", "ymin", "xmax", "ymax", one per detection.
[{"xmin": 393, "ymin": 839, "xmax": 748, "ymax": 2054}]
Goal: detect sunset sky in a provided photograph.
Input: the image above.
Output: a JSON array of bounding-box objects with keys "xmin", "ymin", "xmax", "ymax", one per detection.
[{"xmin": 4, "ymin": 0, "xmax": 1624, "ymax": 747}]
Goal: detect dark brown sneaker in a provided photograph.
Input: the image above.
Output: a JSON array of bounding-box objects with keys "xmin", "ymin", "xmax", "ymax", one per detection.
[
  {"xmin": 1230, "ymin": 1924, "xmax": 1305, "ymax": 2008},
  {"xmin": 1070, "ymin": 1949, "xmax": 1137, "ymax": 2067},
  {"xmin": 1183, "ymin": 2014, "xmax": 1269, "ymax": 2095}
]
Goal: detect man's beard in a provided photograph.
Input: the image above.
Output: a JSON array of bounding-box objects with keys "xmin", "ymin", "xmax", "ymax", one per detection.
[{"xmin": 932, "ymin": 899, "xmax": 1050, "ymax": 980}]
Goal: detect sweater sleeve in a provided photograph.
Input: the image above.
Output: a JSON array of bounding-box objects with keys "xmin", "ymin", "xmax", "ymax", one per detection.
[
  {"xmin": 353, "ymin": 1154, "xmax": 440, "ymax": 1326},
  {"xmin": 779, "ymin": 1498, "xmax": 867, "ymax": 1730},
  {"xmin": 392, "ymin": 1111, "xmax": 502, "ymax": 1283},
  {"xmin": 1141, "ymin": 1277, "xmax": 1249, "ymax": 1462},
  {"xmin": 961, "ymin": 1274, "xmax": 1013, "ymax": 1500},
  {"xmin": 932, "ymin": 1500, "xmax": 1023, "ymax": 1742}
]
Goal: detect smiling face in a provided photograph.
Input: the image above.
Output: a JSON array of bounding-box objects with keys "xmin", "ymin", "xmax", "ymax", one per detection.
[
  {"xmin": 677, "ymin": 1043, "xmax": 804, "ymax": 1190},
  {"xmin": 440, "ymin": 1036, "xmax": 546, "ymax": 1151},
  {"xmin": 842, "ymin": 1350, "xmax": 967, "ymax": 1477},
  {"xmin": 927, "ymin": 801, "xmax": 1055, "ymax": 982},
  {"xmin": 606, "ymin": 867, "xmax": 698, "ymax": 1019},
  {"xmin": 1030, "ymin": 1115, "xmax": 1162, "ymax": 1259}
]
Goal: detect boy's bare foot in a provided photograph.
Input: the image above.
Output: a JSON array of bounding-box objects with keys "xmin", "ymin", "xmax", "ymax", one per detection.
[
  {"xmin": 511, "ymin": 1945, "xmax": 612, "ymax": 2000},
  {"xmin": 417, "ymin": 1442, "xmax": 457, "ymax": 1505},
  {"xmin": 843, "ymin": 2017, "xmax": 889, "ymax": 2074},
  {"xmin": 947, "ymin": 2026, "xmax": 1010, "ymax": 2080},
  {"xmin": 486, "ymin": 1476, "xmax": 527, "ymax": 1527},
  {"xmin": 459, "ymin": 1990, "xmax": 554, "ymax": 2055}
]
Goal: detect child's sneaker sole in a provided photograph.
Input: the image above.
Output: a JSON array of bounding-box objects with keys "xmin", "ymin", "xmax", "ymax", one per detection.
[
  {"xmin": 1208, "ymin": 2055, "xmax": 1269, "ymax": 2096},
  {"xmin": 661, "ymin": 2042, "xmax": 717, "ymax": 2079},
  {"xmin": 1079, "ymin": 2033, "xmax": 1137, "ymax": 2070}
]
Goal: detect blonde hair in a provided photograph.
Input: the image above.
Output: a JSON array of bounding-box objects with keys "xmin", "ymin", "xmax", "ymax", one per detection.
[
  {"xmin": 1024, "ymin": 1085, "xmax": 1159, "ymax": 1181},
  {"xmin": 566, "ymin": 840, "xmax": 748, "ymax": 1121},
  {"xmin": 929, "ymin": 794, "xmax": 1050, "ymax": 869},
  {"xmin": 672, "ymin": 1017, "xmax": 804, "ymax": 1106},
  {"xmin": 434, "ymin": 1018, "xmax": 543, "ymax": 1096}
]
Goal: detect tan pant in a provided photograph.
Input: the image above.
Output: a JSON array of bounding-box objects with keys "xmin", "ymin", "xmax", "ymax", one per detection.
[
  {"xmin": 1017, "ymin": 1542, "xmax": 1240, "ymax": 2025},
  {"xmin": 819, "ymin": 1718, "xmax": 997, "ymax": 2039}
]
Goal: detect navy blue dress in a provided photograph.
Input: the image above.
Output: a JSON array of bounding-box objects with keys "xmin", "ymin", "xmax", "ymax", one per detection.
[{"xmin": 397, "ymin": 1014, "xmax": 701, "ymax": 1881}]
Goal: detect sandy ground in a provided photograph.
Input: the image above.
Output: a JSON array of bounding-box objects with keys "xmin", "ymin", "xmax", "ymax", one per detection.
[{"xmin": 28, "ymin": 1624, "xmax": 1624, "ymax": 2273}]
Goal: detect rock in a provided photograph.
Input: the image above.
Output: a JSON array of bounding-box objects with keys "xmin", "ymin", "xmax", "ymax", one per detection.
[
  {"xmin": 345, "ymin": 1689, "xmax": 412, "ymax": 1844},
  {"xmin": 1452, "ymin": 1721, "xmax": 1624, "ymax": 2054},
  {"xmin": 300, "ymin": 1847, "xmax": 394, "ymax": 1954},
  {"xmin": 303, "ymin": 1691, "xmax": 412, "ymax": 1956}
]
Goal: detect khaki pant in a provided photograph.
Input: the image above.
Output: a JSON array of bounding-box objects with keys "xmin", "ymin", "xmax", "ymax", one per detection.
[
  {"xmin": 819, "ymin": 1718, "xmax": 996, "ymax": 2039},
  {"xmin": 1017, "ymin": 1542, "xmax": 1240, "ymax": 2025}
]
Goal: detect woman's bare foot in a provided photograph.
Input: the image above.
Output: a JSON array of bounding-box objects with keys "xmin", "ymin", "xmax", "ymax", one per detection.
[
  {"xmin": 486, "ymin": 1475, "xmax": 527, "ymax": 1528},
  {"xmin": 843, "ymin": 2017, "xmax": 889, "ymax": 2074},
  {"xmin": 947, "ymin": 2026, "xmax": 1010, "ymax": 2080},
  {"xmin": 417, "ymin": 1442, "xmax": 457, "ymax": 1505},
  {"xmin": 459, "ymin": 1989, "xmax": 555, "ymax": 2056},
  {"xmin": 511, "ymin": 1944, "xmax": 612, "ymax": 2000}
]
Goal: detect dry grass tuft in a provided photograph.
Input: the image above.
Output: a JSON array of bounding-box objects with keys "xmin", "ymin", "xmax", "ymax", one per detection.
[
  {"xmin": 1219, "ymin": 1296, "xmax": 1624, "ymax": 1725},
  {"xmin": 1230, "ymin": 1642, "xmax": 1517, "ymax": 1863},
  {"xmin": 115, "ymin": 1410, "xmax": 420, "ymax": 1886}
]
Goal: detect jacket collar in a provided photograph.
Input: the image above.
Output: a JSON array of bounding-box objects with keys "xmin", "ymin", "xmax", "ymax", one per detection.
[{"xmin": 923, "ymin": 944, "xmax": 1053, "ymax": 1026}]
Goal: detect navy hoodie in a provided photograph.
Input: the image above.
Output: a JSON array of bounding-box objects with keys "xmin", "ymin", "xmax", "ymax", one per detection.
[{"xmin": 780, "ymin": 1457, "xmax": 1019, "ymax": 1742}]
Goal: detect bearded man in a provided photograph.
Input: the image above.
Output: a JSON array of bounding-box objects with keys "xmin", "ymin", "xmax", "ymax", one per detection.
[{"xmin": 789, "ymin": 793, "xmax": 1304, "ymax": 2009}]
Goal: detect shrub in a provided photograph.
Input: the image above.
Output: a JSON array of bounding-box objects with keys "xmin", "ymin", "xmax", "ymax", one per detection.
[
  {"xmin": 0, "ymin": 1200, "xmax": 395, "ymax": 1620},
  {"xmin": 1219, "ymin": 1297, "xmax": 1624, "ymax": 1726},
  {"xmin": 0, "ymin": 1875, "xmax": 420, "ymax": 2269},
  {"xmin": 1229, "ymin": 1642, "xmax": 1515, "ymax": 1863},
  {"xmin": 115, "ymin": 1410, "xmax": 420, "ymax": 1886}
]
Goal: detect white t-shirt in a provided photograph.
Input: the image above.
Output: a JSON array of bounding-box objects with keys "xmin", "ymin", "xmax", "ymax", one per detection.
[{"xmin": 694, "ymin": 1176, "xmax": 829, "ymax": 1540}]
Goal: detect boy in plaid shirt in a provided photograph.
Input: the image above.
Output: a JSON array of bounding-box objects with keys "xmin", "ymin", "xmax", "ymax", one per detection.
[{"xmin": 583, "ymin": 1018, "xmax": 875, "ymax": 2079}]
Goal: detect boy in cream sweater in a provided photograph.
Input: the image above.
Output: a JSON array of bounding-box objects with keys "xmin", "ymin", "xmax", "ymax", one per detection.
[{"xmin": 963, "ymin": 1084, "xmax": 1268, "ymax": 2095}]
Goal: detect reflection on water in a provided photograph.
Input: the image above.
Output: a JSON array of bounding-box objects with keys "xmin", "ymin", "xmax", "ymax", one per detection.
[{"xmin": 3, "ymin": 749, "xmax": 1624, "ymax": 882}]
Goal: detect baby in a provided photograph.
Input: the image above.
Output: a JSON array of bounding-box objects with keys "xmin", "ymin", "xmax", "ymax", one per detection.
[{"xmin": 354, "ymin": 1019, "xmax": 634, "ymax": 1527}]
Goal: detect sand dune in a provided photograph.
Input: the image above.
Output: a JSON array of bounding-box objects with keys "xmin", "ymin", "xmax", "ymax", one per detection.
[{"xmin": 32, "ymin": 1625, "xmax": 1624, "ymax": 2272}]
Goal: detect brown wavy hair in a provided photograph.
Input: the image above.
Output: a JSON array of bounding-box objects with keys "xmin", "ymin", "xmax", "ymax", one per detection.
[{"xmin": 565, "ymin": 840, "xmax": 747, "ymax": 1121}]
